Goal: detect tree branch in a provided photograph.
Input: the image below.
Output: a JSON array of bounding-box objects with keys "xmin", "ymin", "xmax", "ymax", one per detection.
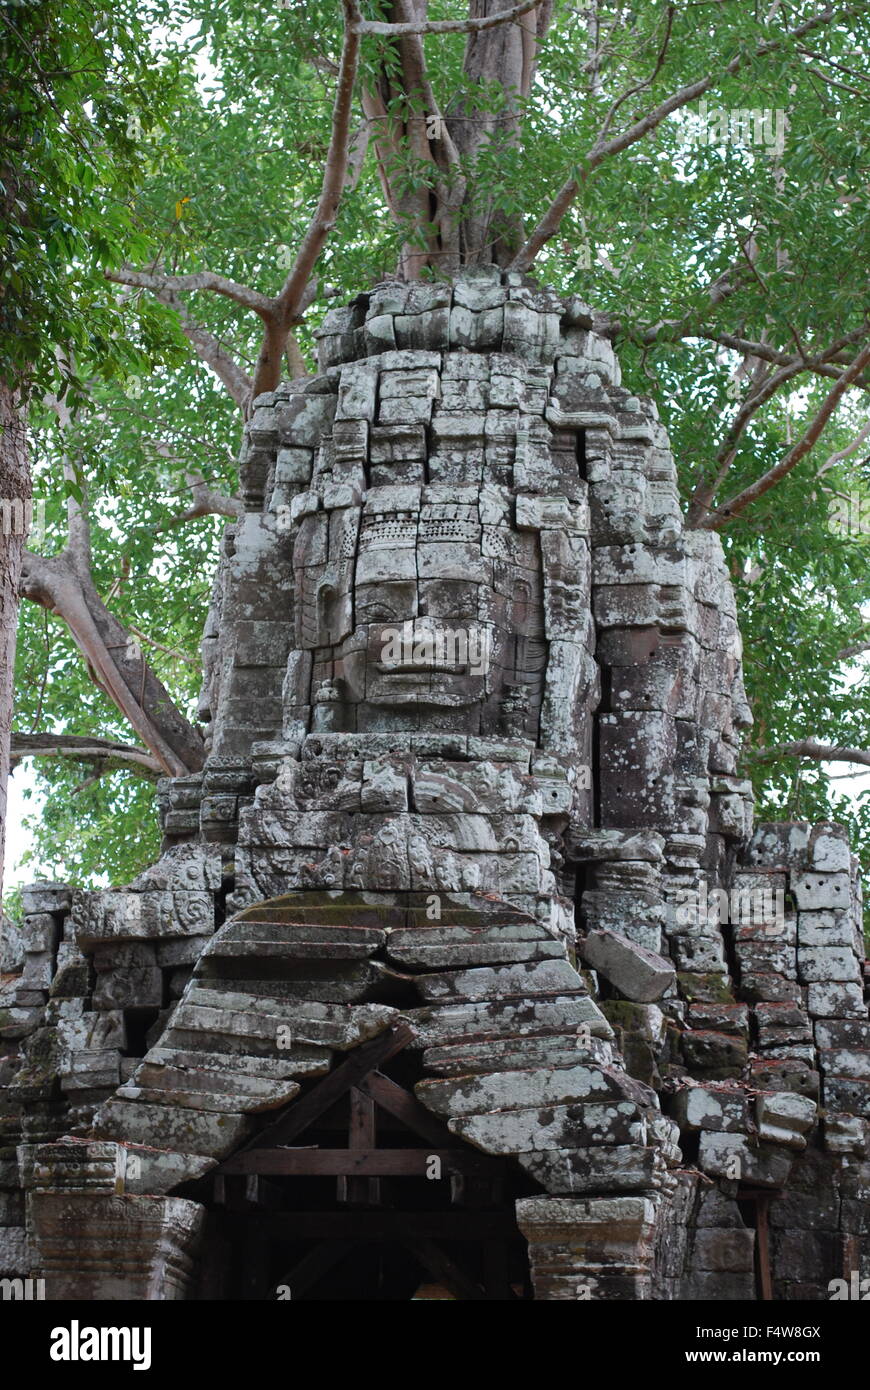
[
  {"xmin": 611, "ymin": 251, "xmax": 754, "ymax": 348},
  {"xmin": 267, "ymin": 0, "xmax": 363, "ymax": 335},
  {"xmin": 159, "ymin": 290, "xmax": 252, "ymax": 408},
  {"xmin": 509, "ymin": 2, "xmax": 860, "ymax": 271},
  {"xmin": 157, "ymin": 471, "xmax": 244, "ymax": 530},
  {"xmin": 838, "ymin": 638, "xmax": 870, "ymax": 661},
  {"xmin": 357, "ymin": 0, "xmax": 543, "ymax": 36},
  {"xmin": 701, "ymin": 330, "xmax": 870, "ymax": 385},
  {"xmin": 107, "ymin": 0, "xmax": 363, "ymax": 413},
  {"xmin": 10, "ymin": 732, "xmax": 163, "ymax": 779},
  {"xmin": 816, "ymin": 417, "xmax": 870, "ymax": 478},
  {"xmin": 687, "ymin": 327, "xmax": 870, "ymax": 524},
  {"xmin": 128, "ymin": 626, "xmax": 199, "ymax": 667},
  {"xmin": 754, "ymin": 740, "xmax": 870, "ymax": 768},
  {"xmin": 107, "ymin": 266, "xmax": 274, "ymax": 319},
  {"xmin": 592, "ymin": 5, "xmax": 676, "ymax": 149},
  {"xmin": 19, "ymin": 548, "xmax": 203, "ymax": 777},
  {"xmin": 360, "ymin": 4, "xmax": 443, "ymax": 280},
  {"xmin": 44, "ymin": 370, "xmax": 91, "ymax": 571},
  {"xmin": 701, "ymin": 342, "xmax": 870, "ymax": 529}
]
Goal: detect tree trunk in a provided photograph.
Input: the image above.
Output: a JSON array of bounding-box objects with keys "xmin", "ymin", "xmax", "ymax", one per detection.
[
  {"xmin": 448, "ymin": 0, "xmax": 549, "ymax": 265},
  {"xmin": 19, "ymin": 549, "xmax": 205, "ymax": 778},
  {"xmin": 0, "ymin": 382, "xmax": 31, "ymax": 901},
  {"xmin": 364, "ymin": 0, "xmax": 553, "ymax": 276}
]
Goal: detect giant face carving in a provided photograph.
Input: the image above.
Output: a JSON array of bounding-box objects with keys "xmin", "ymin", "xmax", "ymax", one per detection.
[{"xmin": 291, "ymin": 485, "xmax": 548, "ymax": 734}]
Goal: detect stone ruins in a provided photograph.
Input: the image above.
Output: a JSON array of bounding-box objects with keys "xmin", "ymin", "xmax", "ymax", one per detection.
[{"xmin": 1, "ymin": 267, "xmax": 868, "ymax": 1300}]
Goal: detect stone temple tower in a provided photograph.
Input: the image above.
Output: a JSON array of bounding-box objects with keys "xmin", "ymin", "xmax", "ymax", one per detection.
[{"xmin": 1, "ymin": 267, "xmax": 868, "ymax": 1301}]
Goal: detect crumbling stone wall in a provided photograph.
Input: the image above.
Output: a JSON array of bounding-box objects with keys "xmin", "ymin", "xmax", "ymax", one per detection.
[{"xmin": 1, "ymin": 267, "xmax": 867, "ymax": 1300}]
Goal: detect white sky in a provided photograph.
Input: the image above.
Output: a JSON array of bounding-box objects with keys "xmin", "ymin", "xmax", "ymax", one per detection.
[{"xmin": 5, "ymin": 764, "xmax": 44, "ymax": 889}]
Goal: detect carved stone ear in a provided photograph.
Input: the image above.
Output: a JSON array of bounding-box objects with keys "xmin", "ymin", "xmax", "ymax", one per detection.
[{"xmin": 316, "ymin": 578, "xmax": 353, "ymax": 645}]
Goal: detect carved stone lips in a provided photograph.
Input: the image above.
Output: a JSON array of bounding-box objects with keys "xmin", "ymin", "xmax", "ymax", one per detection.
[{"xmin": 376, "ymin": 660, "xmax": 469, "ymax": 675}]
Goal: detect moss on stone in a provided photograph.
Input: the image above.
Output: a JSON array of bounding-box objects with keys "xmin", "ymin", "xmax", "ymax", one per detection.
[
  {"xmin": 601, "ymin": 1000, "xmax": 651, "ymax": 1031},
  {"xmin": 677, "ymin": 971, "xmax": 734, "ymax": 1004}
]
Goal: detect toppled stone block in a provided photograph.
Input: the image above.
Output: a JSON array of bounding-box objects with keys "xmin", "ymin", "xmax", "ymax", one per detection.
[
  {"xmin": 21, "ymin": 882, "xmax": 72, "ymax": 916},
  {"xmin": 93, "ymin": 1098, "xmax": 250, "ymax": 1158},
  {"xmin": 808, "ymin": 825, "xmax": 851, "ymax": 872},
  {"xmin": 797, "ymin": 946, "xmax": 859, "ymax": 984},
  {"xmin": 822, "ymin": 1075, "xmax": 870, "ymax": 1114},
  {"xmin": 449, "ymin": 1099, "xmax": 646, "ymax": 1152},
  {"xmin": 580, "ymin": 929, "xmax": 675, "ymax": 1002},
  {"xmin": 568, "ymin": 829, "xmax": 665, "ymax": 862},
  {"xmin": 749, "ymin": 1058, "xmax": 819, "ymax": 1099},
  {"xmin": 518, "ymin": 1150, "xmax": 666, "ymax": 1201},
  {"xmin": 814, "ymin": 1018, "xmax": 870, "ymax": 1049},
  {"xmin": 93, "ymin": 967, "xmax": 163, "ymax": 1011},
  {"xmin": 59, "ymin": 1049, "xmax": 122, "ymax": 1095},
  {"xmin": 20, "ymin": 913, "xmax": 58, "ymax": 953},
  {"xmin": 681, "ymin": 1030, "xmax": 747, "ymax": 1078},
  {"xmin": 421, "ymin": 1032, "xmax": 614, "ymax": 1076},
  {"xmin": 818, "ymin": 1047, "xmax": 870, "ymax": 1079},
  {"xmin": 410, "ymin": 994, "xmax": 613, "ymax": 1046},
  {"xmin": 797, "ymin": 909, "xmax": 859, "ymax": 948},
  {"xmin": 73, "ymin": 889, "xmax": 214, "ymax": 946},
  {"xmin": 416, "ymin": 1063, "xmax": 652, "ymax": 1118}
]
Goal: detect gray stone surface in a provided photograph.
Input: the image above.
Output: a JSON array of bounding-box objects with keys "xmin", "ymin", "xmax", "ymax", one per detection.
[
  {"xmin": 581, "ymin": 929, "xmax": 675, "ymax": 1001},
  {"xmin": 1, "ymin": 270, "xmax": 868, "ymax": 1303}
]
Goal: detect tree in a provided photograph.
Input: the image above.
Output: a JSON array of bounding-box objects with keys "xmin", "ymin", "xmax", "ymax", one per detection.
[
  {"xmin": 0, "ymin": 0, "xmax": 196, "ymax": 896},
  {"xmin": 5, "ymin": 0, "xmax": 870, "ymax": 889}
]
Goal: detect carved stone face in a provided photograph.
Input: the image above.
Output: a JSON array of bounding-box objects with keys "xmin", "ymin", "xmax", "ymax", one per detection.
[{"xmin": 292, "ymin": 490, "xmax": 547, "ymax": 733}]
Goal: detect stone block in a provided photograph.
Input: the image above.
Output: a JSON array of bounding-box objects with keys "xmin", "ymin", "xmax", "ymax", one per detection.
[
  {"xmin": 580, "ymin": 929, "xmax": 675, "ymax": 1002},
  {"xmin": 756, "ymin": 1091, "xmax": 817, "ymax": 1149}
]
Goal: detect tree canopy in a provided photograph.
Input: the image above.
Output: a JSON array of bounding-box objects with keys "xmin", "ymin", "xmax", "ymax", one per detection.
[{"xmin": 3, "ymin": 0, "xmax": 869, "ymax": 897}]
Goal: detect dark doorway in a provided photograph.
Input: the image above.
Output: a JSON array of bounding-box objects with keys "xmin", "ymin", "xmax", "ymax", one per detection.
[{"xmin": 182, "ymin": 1024, "xmax": 536, "ymax": 1300}]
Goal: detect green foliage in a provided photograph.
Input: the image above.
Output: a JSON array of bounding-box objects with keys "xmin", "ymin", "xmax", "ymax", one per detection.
[
  {"xmin": 12, "ymin": 756, "xmax": 161, "ymax": 887},
  {"xmin": 0, "ymin": 0, "xmax": 187, "ymax": 398},
  {"xmin": 7, "ymin": 0, "xmax": 870, "ymax": 888}
]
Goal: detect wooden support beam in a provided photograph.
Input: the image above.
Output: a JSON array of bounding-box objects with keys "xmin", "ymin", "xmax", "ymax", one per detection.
[
  {"xmin": 755, "ymin": 1193, "xmax": 773, "ymax": 1302},
  {"xmin": 218, "ymin": 1147, "xmax": 496, "ymax": 1177},
  {"xmin": 402, "ymin": 1239, "xmax": 486, "ymax": 1301},
  {"xmin": 273, "ymin": 1240, "xmax": 355, "ymax": 1301},
  {"xmin": 358, "ymin": 1070, "xmax": 459, "ymax": 1147},
  {"xmin": 217, "ymin": 1024, "xmax": 414, "ymax": 1166},
  {"xmin": 343, "ymin": 1086, "xmax": 380, "ymax": 1206}
]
